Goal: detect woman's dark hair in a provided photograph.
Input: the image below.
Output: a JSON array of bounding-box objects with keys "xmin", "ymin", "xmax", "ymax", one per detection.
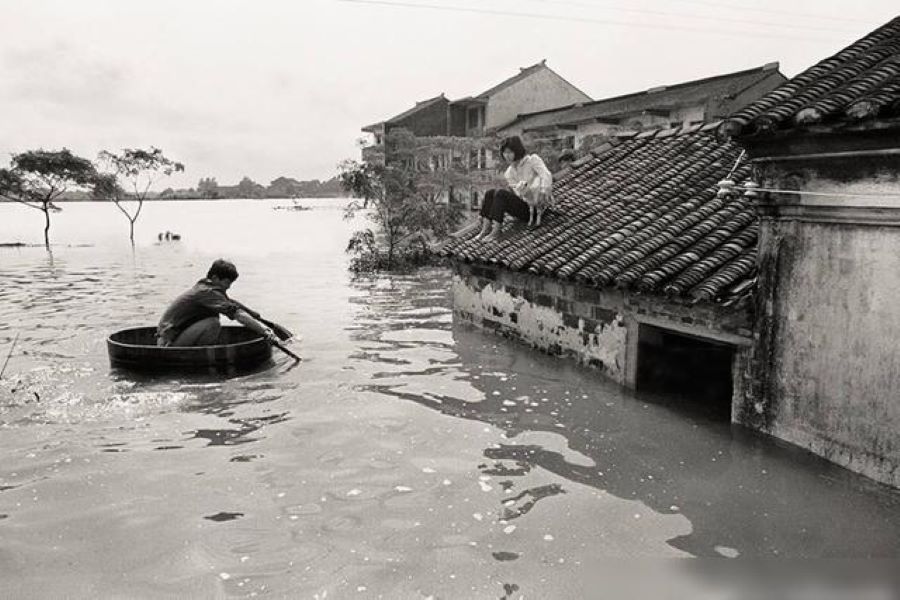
[
  {"xmin": 500, "ymin": 136, "xmax": 527, "ymax": 162},
  {"xmin": 207, "ymin": 258, "xmax": 239, "ymax": 281}
]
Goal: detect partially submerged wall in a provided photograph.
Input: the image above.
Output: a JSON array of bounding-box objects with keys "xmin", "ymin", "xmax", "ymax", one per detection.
[
  {"xmin": 452, "ymin": 262, "xmax": 753, "ymax": 412},
  {"xmin": 751, "ymin": 154, "xmax": 900, "ymax": 487}
]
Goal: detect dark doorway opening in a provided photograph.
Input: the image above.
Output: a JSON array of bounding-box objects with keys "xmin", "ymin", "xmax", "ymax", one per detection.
[{"xmin": 636, "ymin": 324, "xmax": 735, "ymax": 421}]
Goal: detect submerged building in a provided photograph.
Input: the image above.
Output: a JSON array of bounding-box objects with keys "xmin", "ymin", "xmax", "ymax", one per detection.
[
  {"xmin": 443, "ymin": 124, "xmax": 757, "ymax": 420},
  {"xmin": 443, "ymin": 16, "xmax": 900, "ymax": 487},
  {"xmin": 719, "ymin": 15, "xmax": 900, "ymax": 487}
]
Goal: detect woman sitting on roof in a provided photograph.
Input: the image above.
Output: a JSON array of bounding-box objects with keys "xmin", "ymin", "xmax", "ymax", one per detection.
[{"xmin": 475, "ymin": 136, "xmax": 553, "ymax": 241}]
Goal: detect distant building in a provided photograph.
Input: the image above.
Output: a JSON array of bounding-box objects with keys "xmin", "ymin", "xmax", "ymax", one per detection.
[
  {"xmin": 448, "ymin": 59, "xmax": 592, "ymax": 137},
  {"xmin": 361, "ymin": 94, "xmax": 452, "ymax": 163},
  {"xmin": 362, "ymin": 60, "xmax": 590, "ymax": 144},
  {"xmin": 499, "ymin": 63, "xmax": 786, "ymax": 151},
  {"xmin": 360, "ymin": 61, "xmax": 591, "ymax": 206}
]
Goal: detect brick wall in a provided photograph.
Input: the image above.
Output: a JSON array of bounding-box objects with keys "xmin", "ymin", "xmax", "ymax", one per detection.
[{"xmin": 453, "ymin": 261, "xmax": 755, "ymax": 417}]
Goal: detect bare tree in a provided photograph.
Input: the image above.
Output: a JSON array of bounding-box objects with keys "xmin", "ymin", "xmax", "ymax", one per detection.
[{"xmin": 96, "ymin": 147, "xmax": 184, "ymax": 243}]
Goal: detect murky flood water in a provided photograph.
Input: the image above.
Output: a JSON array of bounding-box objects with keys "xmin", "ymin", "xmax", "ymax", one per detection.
[{"xmin": 1, "ymin": 200, "xmax": 899, "ymax": 598}]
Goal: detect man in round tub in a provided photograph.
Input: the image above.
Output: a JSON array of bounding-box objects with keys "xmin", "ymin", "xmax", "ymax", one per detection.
[{"xmin": 156, "ymin": 259, "xmax": 275, "ymax": 347}]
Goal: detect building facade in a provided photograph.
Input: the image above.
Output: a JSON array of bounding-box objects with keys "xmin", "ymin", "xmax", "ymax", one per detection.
[{"xmin": 720, "ymin": 16, "xmax": 900, "ymax": 487}]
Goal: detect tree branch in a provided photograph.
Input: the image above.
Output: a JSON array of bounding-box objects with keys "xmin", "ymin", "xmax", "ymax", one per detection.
[
  {"xmin": 113, "ymin": 199, "xmax": 134, "ymax": 221},
  {"xmin": 132, "ymin": 198, "xmax": 144, "ymax": 223}
]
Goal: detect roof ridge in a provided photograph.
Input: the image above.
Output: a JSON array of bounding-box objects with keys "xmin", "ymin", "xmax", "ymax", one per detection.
[
  {"xmin": 508, "ymin": 63, "xmax": 782, "ymax": 122},
  {"xmin": 477, "ymin": 59, "xmax": 549, "ymax": 98},
  {"xmin": 610, "ymin": 119, "xmax": 724, "ymax": 140}
]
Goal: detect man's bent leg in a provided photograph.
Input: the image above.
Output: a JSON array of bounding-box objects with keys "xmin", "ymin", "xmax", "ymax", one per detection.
[{"xmin": 171, "ymin": 317, "xmax": 221, "ymax": 346}]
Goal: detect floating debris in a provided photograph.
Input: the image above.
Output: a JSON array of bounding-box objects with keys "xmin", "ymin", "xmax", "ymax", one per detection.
[
  {"xmin": 492, "ymin": 551, "xmax": 519, "ymax": 561},
  {"xmin": 204, "ymin": 511, "xmax": 244, "ymax": 522},
  {"xmin": 714, "ymin": 545, "xmax": 740, "ymax": 558}
]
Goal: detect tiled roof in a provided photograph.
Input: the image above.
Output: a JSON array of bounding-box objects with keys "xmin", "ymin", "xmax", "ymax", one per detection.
[
  {"xmin": 723, "ymin": 17, "xmax": 900, "ymax": 136},
  {"xmin": 442, "ymin": 125, "xmax": 758, "ymax": 305},
  {"xmin": 499, "ymin": 64, "xmax": 785, "ymax": 133}
]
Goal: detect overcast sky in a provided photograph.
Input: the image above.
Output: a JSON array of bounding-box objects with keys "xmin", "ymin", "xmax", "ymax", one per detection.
[{"xmin": 1, "ymin": 0, "xmax": 896, "ymax": 189}]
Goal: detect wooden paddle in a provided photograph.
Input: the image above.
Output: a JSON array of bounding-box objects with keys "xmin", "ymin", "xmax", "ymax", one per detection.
[
  {"xmin": 0, "ymin": 332, "xmax": 19, "ymax": 379},
  {"xmin": 257, "ymin": 316, "xmax": 293, "ymax": 341},
  {"xmin": 270, "ymin": 338, "xmax": 301, "ymax": 362},
  {"xmin": 232, "ymin": 301, "xmax": 300, "ymax": 361},
  {"xmin": 233, "ymin": 301, "xmax": 294, "ymax": 340}
]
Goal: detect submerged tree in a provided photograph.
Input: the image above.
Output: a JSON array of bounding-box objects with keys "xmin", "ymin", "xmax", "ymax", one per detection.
[
  {"xmin": 340, "ymin": 159, "xmax": 416, "ymax": 270},
  {"xmin": 96, "ymin": 147, "xmax": 184, "ymax": 243},
  {"xmin": 339, "ymin": 129, "xmax": 480, "ymax": 271},
  {"xmin": 0, "ymin": 149, "xmax": 98, "ymax": 247}
]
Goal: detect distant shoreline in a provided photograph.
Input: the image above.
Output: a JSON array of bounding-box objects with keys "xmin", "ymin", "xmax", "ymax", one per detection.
[{"xmin": 45, "ymin": 196, "xmax": 348, "ymax": 203}]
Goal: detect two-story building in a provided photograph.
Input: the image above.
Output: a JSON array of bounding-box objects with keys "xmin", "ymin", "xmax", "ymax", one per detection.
[
  {"xmin": 361, "ymin": 61, "xmax": 591, "ymax": 207},
  {"xmin": 448, "ymin": 59, "xmax": 592, "ymax": 137},
  {"xmin": 363, "ymin": 60, "xmax": 590, "ymax": 143}
]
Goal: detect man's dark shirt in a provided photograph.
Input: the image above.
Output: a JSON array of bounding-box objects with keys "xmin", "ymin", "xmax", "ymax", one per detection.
[{"xmin": 157, "ymin": 278, "xmax": 241, "ymax": 344}]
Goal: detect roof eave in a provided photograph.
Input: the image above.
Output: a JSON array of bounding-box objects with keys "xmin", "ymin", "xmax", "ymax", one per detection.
[{"xmin": 361, "ymin": 122, "xmax": 385, "ymax": 133}]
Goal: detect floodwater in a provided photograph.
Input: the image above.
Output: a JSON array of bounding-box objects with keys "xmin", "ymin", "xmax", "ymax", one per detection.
[{"xmin": 1, "ymin": 199, "xmax": 899, "ymax": 598}]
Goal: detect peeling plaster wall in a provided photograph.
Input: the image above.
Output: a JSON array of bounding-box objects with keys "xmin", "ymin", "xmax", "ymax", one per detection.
[
  {"xmin": 452, "ymin": 263, "xmax": 753, "ymax": 399},
  {"xmin": 453, "ymin": 268, "xmax": 629, "ymax": 383},
  {"xmin": 752, "ymin": 162, "xmax": 900, "ymax": 487}
]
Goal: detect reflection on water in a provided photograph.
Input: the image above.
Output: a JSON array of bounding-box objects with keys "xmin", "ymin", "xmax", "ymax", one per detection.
[
  {"xmin": 348, "ymin": 273, "xmax": 900, "ymax": 558},
  {"xmin": 1, "ymin": 200, "xmax": 899, "ymax": 598}
]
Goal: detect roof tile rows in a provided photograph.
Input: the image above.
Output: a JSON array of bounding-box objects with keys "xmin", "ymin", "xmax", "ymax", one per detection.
[
  {"xmin": 724, "ymin": 16, "xmax": 900, "ymax": 135},
  {"xmin": 442, "ymin": 126, "xmax": 757, "ymax": 305}
]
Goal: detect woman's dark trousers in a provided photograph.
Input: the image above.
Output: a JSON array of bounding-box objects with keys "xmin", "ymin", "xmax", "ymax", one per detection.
[{"xmin": 480, "ymin": 189, "xmax": 529, "ymax": 223}]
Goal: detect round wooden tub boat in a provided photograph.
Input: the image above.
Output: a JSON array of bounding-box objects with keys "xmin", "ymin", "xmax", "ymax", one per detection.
[{"xmin": 107, "ymin": 326, "xmax": 272, "ymax": 373}]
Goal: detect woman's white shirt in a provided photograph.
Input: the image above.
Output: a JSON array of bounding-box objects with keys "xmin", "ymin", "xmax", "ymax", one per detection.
[{"xmin": 504, "ymin": 154, "xmax": 553, "ymax": 197}]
